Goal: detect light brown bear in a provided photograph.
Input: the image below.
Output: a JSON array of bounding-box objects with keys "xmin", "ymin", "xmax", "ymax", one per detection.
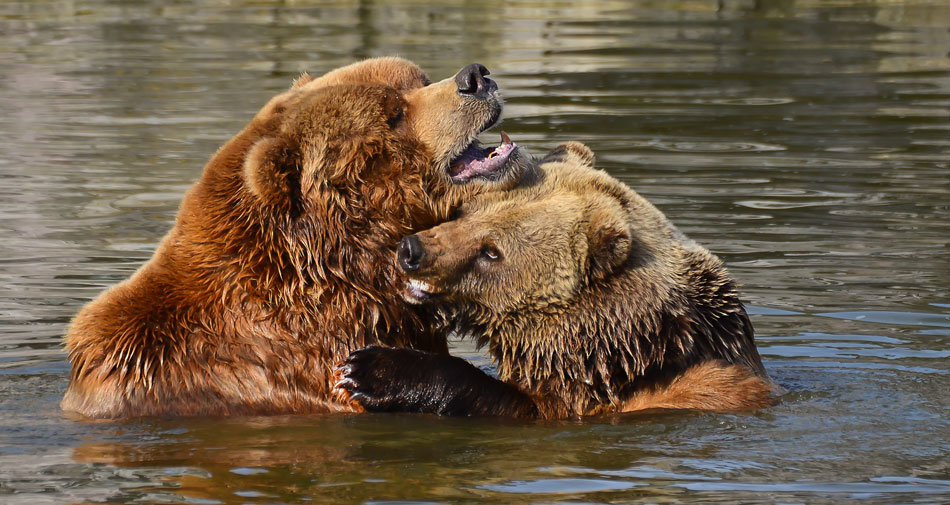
[
  {"xmin": 62, "ymin": 57, "xmax": 532, "ymax": 419},
  {"xmin": 337, "ymin": 142, "xmax": 780, "ymax": 419}
]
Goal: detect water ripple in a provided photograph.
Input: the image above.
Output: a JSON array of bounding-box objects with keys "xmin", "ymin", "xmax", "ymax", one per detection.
[
  {"xmin": 816, "ymin": 311, "xmax": 950, "ymax": 328},
  {"xmin": 480, "ymin": 478, "xmax": 640, "ymax": 494}
]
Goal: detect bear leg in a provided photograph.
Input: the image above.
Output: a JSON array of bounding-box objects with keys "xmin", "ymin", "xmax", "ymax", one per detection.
[{"xmin": 336, "ymin": 346, "xmax": 539, "ymax": 418}]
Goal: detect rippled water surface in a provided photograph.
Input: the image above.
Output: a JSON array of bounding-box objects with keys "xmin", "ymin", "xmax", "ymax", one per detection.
[{"xmin": 1, "ymin": 1, "xmax": 949, "ymax": 503}]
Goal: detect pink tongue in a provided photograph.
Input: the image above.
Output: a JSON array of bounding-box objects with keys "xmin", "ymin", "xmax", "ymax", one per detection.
[{"xmin": 455, "ymin": 143, "xmax": 515, "ymax": 179}]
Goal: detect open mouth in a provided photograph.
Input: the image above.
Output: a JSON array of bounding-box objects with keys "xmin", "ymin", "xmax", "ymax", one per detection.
[
  {"xmin": 401, "ymin": 279, "xmax": 437, "ymax": 304},
  {"xmin": 448, "ymin": 132, "xmax": 518, "ymax": 184}
]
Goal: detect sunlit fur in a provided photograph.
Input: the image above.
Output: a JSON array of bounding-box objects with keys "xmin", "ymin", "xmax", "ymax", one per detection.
[
  {"xmin": 62, "ymin": 57, "xmax": 531, "ymax": 419},
  {"xmin": 406, "ymin": 142, "xmax": 779, "ymax": 418}
]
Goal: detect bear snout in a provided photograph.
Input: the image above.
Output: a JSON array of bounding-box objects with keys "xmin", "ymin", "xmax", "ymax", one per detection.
[
  {"xmin": 397, "ymin": 234, "xmax": 425, "ymax": 272},
  {"xmin": 454, "ymin": 63, "xmax": 497, "ymax": 100}
]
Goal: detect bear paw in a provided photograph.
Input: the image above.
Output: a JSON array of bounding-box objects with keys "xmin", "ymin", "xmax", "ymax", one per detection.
[{"xmin": 334, "ymin": 346, "xmax": 448, "ymax": 413}]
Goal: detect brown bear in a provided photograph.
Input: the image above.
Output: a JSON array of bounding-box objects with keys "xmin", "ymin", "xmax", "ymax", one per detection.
[
  {"xmin": 62, "ymin": 57, "xmax": 533, "ymax": 419},
  {"xmin": 337, "ymin": 142, "xmax": 780, "ymax": 419}
]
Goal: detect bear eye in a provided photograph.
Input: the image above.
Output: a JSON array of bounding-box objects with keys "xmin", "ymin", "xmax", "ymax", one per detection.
[
  {"xmin": 479, "ymin": 244, "xmax": 502, "ymax": 262},
  {"xmin": 387, "ymin": 107, "xmax": 405, "ymax": 129}
]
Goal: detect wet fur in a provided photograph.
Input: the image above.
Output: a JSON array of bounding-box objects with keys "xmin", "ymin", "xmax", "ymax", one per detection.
[
  {"xmin": 62, "ymin": 57, "xmax": 530, "ymax": 419},
  {"xmin": 340, "ymin": 142, "xmax": 778, "ymax": 419}
]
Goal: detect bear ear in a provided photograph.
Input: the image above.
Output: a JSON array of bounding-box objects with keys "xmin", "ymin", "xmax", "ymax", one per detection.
[
  {"xmin": 586, "ymin": 207, "xmax": 632, "ymax": 281},
  {"xmin": 243, "ymin": 136, "xmax": 301, "ymax": 205},
  {"xmin": 291, "ymin": 72, "xmax": 315, "ymax": 89},
  {"xmin": 541, "ymin": 141, "xmax": 595, "ymax": 169}
]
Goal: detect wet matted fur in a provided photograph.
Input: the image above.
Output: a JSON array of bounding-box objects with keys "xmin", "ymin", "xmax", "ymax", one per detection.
[
  {"xmin": 339, "ymin": 142, "xmax": 779, "ymax": 419},
  {"xmin": 62, "ymin": 58, "xmax": 532, "ymax": 419}
]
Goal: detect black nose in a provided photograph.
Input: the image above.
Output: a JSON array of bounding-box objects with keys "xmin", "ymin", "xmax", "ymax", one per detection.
[
  {"xmin": 455, "ymin": 63, "xmax": 497, "ymax": 99},
  {"xmin": 398, "ymin": 235, "xmax": 424, "ymax": 272}
]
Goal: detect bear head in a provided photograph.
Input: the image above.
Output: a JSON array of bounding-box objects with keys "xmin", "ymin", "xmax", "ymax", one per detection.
[
  {"xmin": 185, "ymin": 57, "xmax": 534, "ymax": 303},
  {"xmin": 393, "ymin": 141, "xmax": 678, "ymax": 316},
  {"xmin": 233, "ymin": 58, "xmax": 531, "ymax": 211}
]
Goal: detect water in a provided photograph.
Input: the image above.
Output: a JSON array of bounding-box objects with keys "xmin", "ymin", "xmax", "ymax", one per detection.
[{"xmin": 1, "ymin": 0, "xmax": 948, "ymax": 503}]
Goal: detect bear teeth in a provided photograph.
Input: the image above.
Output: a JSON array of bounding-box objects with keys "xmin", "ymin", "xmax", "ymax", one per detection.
[
  {"xmin": 448, "ymin": 133, "xmax": 518, "ymax": 182},
  {"xmin": 404, "ymin": 279, "xmax": 435, "ymax": 304},
  {"xmin": 409, "ymin": 279, "xmax": 432, "ymax": 293}
]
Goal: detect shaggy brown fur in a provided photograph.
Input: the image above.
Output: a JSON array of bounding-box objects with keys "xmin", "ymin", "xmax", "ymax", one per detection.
[
  {"xmin": 338, "ymin": 142, "xmax": 779, "ymax": 419},
  {"xmin": 62, "ymin": 57, "xmax": 532, "ymax": 419}
]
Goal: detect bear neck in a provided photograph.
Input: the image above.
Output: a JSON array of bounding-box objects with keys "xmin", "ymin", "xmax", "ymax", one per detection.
[{"xmin": 472, "ymin": 246, "xmax": 765, "ymax": 416}]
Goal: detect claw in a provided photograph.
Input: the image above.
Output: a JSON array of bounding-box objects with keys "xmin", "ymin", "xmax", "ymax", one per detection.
[
  {"xmin": 350, "ymin": 392, "xmax": 370, "ymax": 404},
  {"xmin": 500, "ymin": 131, "xmax": 511, "ymax": 145},
  {"xmin": 335, "ymin": 377, "xmax": 357, "ymax": 391}
]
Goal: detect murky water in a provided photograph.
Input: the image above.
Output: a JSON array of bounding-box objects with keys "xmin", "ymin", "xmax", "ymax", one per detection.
[{"xmin": 1, "ymin": 0, "xmax": 949, "ymax": 503}]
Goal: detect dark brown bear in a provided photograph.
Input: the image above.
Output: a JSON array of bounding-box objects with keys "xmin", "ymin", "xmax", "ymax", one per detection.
[
  {"xmin": 338, "ymin": 142, "xmax": 779, "ymax": 419},
  {"xmin": 62, "ymin": 58, "xmax": 532, "ymax": 419}
]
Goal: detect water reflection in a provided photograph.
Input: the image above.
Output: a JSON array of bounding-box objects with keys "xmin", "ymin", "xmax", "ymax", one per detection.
[{"xmin": 0, "ymin": 0, "xmax": 948, "ymax": 504}]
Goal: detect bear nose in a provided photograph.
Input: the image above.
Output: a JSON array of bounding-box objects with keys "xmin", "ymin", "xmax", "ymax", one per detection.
[
  {"xmin": 455, "ymin": 63, "xmax": 497, "ymax": 99},
  {"xmin": 397, "ymin": 235, "xmax": 424, "ymax": 272}
]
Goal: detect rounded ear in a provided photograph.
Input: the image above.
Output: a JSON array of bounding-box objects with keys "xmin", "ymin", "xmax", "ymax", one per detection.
[
  {"xmin": 243, "ymin": 136, "xmax": 300, "ymax": 205},
  {"xmin": 587, "ymin": 207, "xmax": 632, "ymax": 281},
  {"xmin": 541, "ymin": 141, "xmax": 595, "ymax": 168},
  {"xmin": 291, "ymin": 72, "xmax": 315, "ymax": 89}
]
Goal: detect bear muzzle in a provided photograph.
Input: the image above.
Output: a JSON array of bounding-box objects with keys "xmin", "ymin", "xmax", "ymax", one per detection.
[
  {"xmin": 397, "ymin": 234, "xmax": 425, "ymax": 272},
  {"xmin": 454, "ymin": 63, "xmax": 498, "ymax": 100},
  {"xmin": 396, "ymin": 234, "xmax": 448, "ymax": 304}
]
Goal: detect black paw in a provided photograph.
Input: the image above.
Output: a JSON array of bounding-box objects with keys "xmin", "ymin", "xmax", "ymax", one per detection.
[
  {"xmin": 334, "ymin": 345, "xmax": 526, "ymax": 417},
  {"xmin": 335, "ymin": 346, "xmax": 438, "ymax": 413},
  {"xmin": 335, "ymin": 345, "xmax": 395, "ymax": 410}
]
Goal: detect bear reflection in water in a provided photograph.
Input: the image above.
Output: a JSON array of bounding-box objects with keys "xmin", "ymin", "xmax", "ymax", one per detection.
[{"xmin": 339, "ymin": 142, "xmax": 781, "ymax": 419}]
